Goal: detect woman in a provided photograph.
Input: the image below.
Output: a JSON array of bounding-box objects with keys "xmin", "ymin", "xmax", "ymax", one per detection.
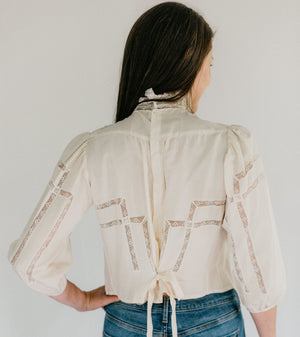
[{"xmin": 8, "ymin": 2, "xmax": 286, "ymax": 337}]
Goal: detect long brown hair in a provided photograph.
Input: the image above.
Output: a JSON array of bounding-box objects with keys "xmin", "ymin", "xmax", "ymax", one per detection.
[{"xmin": 114, "ymin": 2, "xmax": 216, "ymax": 123}]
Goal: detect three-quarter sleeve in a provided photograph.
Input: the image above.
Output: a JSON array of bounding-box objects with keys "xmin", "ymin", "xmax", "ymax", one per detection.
[
  {"xmin": 223, "ymin": 124, "xmax": 287, "ymax": 313},
  {"xmin": 7, "ymin": 132, "xmax": 94, "ymax": 296}
]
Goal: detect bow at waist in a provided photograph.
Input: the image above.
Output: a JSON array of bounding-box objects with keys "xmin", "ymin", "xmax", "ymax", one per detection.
[{"xmin": 146, "ymin": 270, "xmax": 184, "ymax": 337}]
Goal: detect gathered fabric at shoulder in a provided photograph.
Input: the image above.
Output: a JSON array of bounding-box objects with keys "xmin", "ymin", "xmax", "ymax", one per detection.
[
  {"xmin": 224, "ymin": 124, "xmax": 262, "ymax": 197},
  {"xmin": 7, "ymin": 131, "xmax": 94, "ymax": 296},
  {"xmin": 223, "ymin": 124, "xmax": 286, "ymax": 313}
]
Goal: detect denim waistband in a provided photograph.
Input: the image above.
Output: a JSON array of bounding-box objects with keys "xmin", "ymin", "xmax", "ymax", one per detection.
[{"xmin": 115, "ymin": 288, "xmax": 238, "ymax": 312}]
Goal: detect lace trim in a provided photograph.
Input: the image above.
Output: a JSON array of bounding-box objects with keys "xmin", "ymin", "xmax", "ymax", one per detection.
[
  {"xmin": 135, "ymin": 100, "xmax": 188, "ymax": 111},
  {"xmin": 228, "ymin": 157, "xmax": 267, "ymax": 294},
  {"xmin": 10, "ymin": 160, "xmax": 73, "ymax": 282},
  {"xmin": 172, "ymin": 199, "xmax": 226, "ymax": 272},
  {"xmin": 223, "ymin": 214, "xmax": 249, "ymax": 294},
  {"xmin": 142, "ymin": 219, "xmax": 153, "ymax": 268},
  {"xmin": 135, "ymin": 87, "xmax": 192, "ymax": 112},
  {"xmin": 96, "ymin": 198, "xmax": 149, "ymax": 271},
  {"xmin": 96, "ymin": 197, "xmax": 225, "ymax": 273}
]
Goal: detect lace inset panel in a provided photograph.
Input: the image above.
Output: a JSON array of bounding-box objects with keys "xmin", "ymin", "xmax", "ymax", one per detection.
[
  {"xmin": 10, "ymin": 160, "xmax": 74, "ymax": 283},
  {"xmin": 168, "ymin": 200, "xmax": 226, "ymax": 272},
  {"xmin": 96, "ymin": 198, "xmax": 230, "ymax": 274},
  {"xmin": 228, "ymin": 155, "xmax": 267, "ymax": 294},
  {"xmin": 223, "ymin": 213, "xmax": 250, "ymax": 294},
  {"xmin": 96, "ymin": 197, "xmax": 152, "ymax": 271}
]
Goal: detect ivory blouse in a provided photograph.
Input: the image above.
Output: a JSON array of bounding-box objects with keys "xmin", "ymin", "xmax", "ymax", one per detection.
[{"xmin": 8, "ymin": 88, "xmax": 287, "ymax": 337}]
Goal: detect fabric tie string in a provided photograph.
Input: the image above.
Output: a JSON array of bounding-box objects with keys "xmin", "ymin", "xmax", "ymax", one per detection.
[{"xmin": 146, "ymin": 270, "xmax": 184, "ymax": 337}]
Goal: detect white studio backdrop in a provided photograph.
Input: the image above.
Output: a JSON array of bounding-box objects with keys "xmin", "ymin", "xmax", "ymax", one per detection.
[{"xmin": 1, "ymin": 1, "xmax": 298, "ymax": 336}]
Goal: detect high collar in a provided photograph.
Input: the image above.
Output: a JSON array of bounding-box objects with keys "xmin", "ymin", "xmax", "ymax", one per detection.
[{"xmin": 133, "ymin": 88, "xmax": 194, "ymax": 118}]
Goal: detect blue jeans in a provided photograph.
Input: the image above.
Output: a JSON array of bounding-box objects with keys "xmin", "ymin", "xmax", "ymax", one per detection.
[{"xmin": 102, "ymin": 288, "xmax": 246, "ymax": 336}]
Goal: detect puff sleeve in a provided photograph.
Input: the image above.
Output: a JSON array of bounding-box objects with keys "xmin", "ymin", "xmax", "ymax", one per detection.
[
  {"xmin": 7, "ymin": 132, "xmax": 94, "ymax": 296},
  {"xmin": 223, "ymin": 124, "xmax": 287, "ymax": 313}
]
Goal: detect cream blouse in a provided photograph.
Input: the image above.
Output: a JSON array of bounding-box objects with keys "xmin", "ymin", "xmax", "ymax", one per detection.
[{"xmin": 8, "ymin": 88, "xmax": 287, "ymax": 337}]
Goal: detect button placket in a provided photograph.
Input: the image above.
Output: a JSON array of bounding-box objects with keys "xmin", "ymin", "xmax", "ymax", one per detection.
[{"xmin": 149, "ymin": 110, "xmax": 165, "ymax": 247}]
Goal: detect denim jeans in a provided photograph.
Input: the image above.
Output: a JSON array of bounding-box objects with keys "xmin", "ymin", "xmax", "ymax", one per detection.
[{"xmin": 102, "ymin": 288, "xmax": 246, "ymax": 336}]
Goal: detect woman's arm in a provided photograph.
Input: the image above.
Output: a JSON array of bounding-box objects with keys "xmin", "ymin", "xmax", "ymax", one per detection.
[
  {"xmin": 250, "ymin": 306, "xmax": 277, "ymax": 337},
  {"xmin": 49, "ymin": 279, "xmax": 87, "ymax": 311},
  {"xmin": 49, "ymin": 279, "xmax": 120, "ymax": 312}
]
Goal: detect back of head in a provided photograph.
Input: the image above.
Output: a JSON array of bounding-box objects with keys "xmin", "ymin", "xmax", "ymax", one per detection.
[{"xmin": 115, "ymin": 1, "xmax": 216, "ymax": 123}]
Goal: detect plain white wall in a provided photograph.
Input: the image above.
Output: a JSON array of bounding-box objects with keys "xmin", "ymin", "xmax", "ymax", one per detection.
[{"xmin": 1, "ymin": 0, "xmax": 299, "ymax": 336}]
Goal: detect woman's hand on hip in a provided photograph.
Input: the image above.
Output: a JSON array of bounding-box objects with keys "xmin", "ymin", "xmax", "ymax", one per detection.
[{"xmin": 81, "ymin": 285, "xmax": 120, "ymax": 311}]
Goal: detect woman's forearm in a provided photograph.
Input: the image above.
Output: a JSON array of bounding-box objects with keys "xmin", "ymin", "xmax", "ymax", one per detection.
[
  {"xmin": 250, "ymin": 305, "xmax": 277, "ymax": 337},
  {"xmin": 49, "ymin": 279, "xmax": 87, "ymax": 312}
]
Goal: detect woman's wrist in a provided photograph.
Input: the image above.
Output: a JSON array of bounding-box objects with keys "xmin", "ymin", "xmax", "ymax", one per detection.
[
  {"xmin": 50, "ymin": 281, "xmax": 119, "ymax": 312},
  {"xmin": 49, "ymin": 279, "xmax": 87, "ymax": 312},
  {"xmin": 79, "ymin": 290, "xmax": 90, "ymax": 312}
]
